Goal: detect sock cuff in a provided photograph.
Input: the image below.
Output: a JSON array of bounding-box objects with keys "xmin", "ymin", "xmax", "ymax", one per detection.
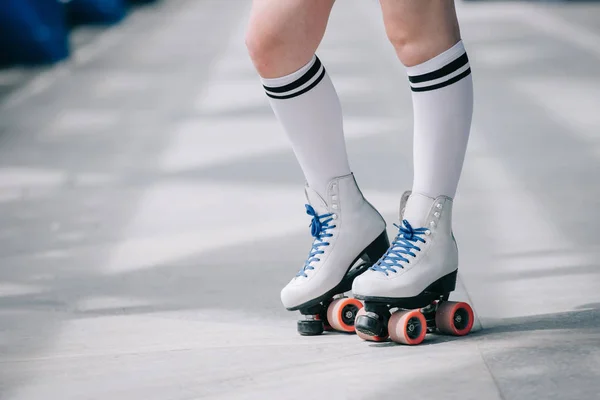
[
  {"xmin": 260, "ymin": 55, "xmax": 326, "ymax": 100},
  {"xmin": 406, "ymin": 40, "xmax": 471, "ymax": 93}
]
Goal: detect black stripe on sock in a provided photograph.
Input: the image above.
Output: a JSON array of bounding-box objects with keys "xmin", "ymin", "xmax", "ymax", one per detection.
[
  {"xmin": 265, "ymin": 66, "xmax": 326, "ymax": 100},
  {"xmin": 263, "ymin": 56, "xmax": 322, "ymax": 94},
  {"xmin": 408, "ymin": 53, "xmax": 469, "ymax": 84},
  {"xmin": 411, "ymin": 67, "xmax": 471, "ymax": 92}
]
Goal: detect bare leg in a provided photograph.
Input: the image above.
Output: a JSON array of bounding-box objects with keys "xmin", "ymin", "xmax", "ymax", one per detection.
[
  {"xmin": 379, "ymin": 0, "xmax": 461, "ymax": 67},
  {"xmin": 246, "ymin": 0, "xmax": 335, "ymax": 78}
]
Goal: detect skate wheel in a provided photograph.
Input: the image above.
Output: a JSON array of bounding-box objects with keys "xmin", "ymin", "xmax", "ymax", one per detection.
[
  {"xmin": 326, "ymin": 298, "xmax": 362, "ymax": 333},
  {"xmin": 355, "ymin": 308, "xmax": 388, "ymax": 342},
  {"xmin": 388, "ymin": 309, "xmax": 427, "ymax": 345},
  {"xmin": 435, "ymin": 301, "xmax": 474, "ymax": 336}
]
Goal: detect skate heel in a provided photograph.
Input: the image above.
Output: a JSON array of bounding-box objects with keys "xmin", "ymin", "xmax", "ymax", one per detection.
[
  {"xmin": 425, "ymin": 270, "xmax": 457, "ymax": 295},
  {"xmin": 362, "ymin": 231, "xmax": 390, "ymax": 264}
]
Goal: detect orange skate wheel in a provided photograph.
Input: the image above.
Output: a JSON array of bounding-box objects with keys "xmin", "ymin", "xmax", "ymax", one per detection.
[
  {"xmin": 388, "ymin": 309, "xmax": 427, "ymax": 345},
  {"xmin": 326, "ymin": 298, "xmax": 362, "ymax": 333},
  {"xmin": 355, "ymin": 308, "xmax": 388, "ymax": 342},
  {"xmin": 435, "ymin": 301, "xmax": 474, "ymax": 336}
]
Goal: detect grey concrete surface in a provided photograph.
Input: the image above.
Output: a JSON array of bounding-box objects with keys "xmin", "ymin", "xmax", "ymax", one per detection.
[{"xmin": 0, "ymin": 1, "xmax": 599, "ymax": 399}]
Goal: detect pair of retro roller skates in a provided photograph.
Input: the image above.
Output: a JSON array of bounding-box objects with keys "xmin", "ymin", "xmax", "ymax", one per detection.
[
  {"xmin": 281, "ymin": 175, "xmax": 475, "ymax": 345},
  {"xmin": 292, "ymin": 271, "xmax": 475, "ymax": 346}
]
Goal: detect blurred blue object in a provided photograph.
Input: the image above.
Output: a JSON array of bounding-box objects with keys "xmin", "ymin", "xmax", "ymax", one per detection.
[
  {"xmin": 66, "ymin": 0, "xmax": 128, "ymax": 26},
  {"xmin": 0, "ymin": 0, "xmax": 70, "ymax": 67}
]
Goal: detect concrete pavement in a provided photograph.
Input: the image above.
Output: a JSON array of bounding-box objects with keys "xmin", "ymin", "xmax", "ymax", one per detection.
[{"xmin": 0, "ymin": 1, "xmax": 599, "ymax": 399}]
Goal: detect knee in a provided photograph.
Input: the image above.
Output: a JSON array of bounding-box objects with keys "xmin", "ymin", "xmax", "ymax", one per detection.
[
  {"xmin": 245, "ymin": 25, "xmax": 282, "ymax": 76},
  {"xmin": 385, "ymin": 24, "xmax": 460, "ymax": 67},
  {"xmin": 385, "ymin": 28, "xmax": 417, "ymax": 66},
  {"xmin": 385, "ymin": 27, "xmax": 431, "ymax": 67}
]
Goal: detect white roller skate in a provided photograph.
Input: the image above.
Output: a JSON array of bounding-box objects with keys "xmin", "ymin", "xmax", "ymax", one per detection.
[
  {"xmin": 352, "ymin": 191, "xmax": 474, "ymax": 345},
  {"xmin": 282, "ymin": 173, "xmax": 389, "ymax": 336}
]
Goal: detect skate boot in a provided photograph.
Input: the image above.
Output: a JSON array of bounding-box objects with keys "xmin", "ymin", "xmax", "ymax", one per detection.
[
  {"xmin": 282, "ymin": 173, "xmax": 390, "ymax": 336},
  {"xmin": 352, "ymin": 191, "xmax": 474, "ymax": 345}
]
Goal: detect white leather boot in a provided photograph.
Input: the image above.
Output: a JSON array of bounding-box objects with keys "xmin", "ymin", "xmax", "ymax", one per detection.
[
  {"xmin": 282, "ymin": 173, "xmax": 389, "ymax": 335},
  {"xmin": 352, "ymin": 191, "xmax": 458, "ymax": 303},
  {"xmin": 352, "ymin": 191, "xmax": 476, "ymax": 344}
]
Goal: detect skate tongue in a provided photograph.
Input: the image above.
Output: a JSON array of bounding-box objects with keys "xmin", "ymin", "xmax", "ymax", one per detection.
[
  {"xmin": 304, "ymin": 184, "xmax": 329, "ymax": 215},
  {"xmin": 402, "ymin": 193, "xmax": 435, "ymax": 228},
  {"xmin": 398, "ymin": 191, "xmax": 411, "ymax": 220}
]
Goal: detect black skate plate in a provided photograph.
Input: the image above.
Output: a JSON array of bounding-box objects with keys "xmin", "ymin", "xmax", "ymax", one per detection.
[
  {"xmin": 355, "ymin": 270, "xmax": 458, "ymax": 310},
  {"xmin": 286, "ymin": 231, "xmax": 389, "ymax": 312}
]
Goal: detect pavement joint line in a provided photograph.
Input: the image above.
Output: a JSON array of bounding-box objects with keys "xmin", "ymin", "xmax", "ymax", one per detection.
[{"xmin": 477, "ymin": 341, "xmax": 507, "ymax": 400}]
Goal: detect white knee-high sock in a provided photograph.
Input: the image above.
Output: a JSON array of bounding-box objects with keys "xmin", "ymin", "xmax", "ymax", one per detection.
[
  {"xmin": 260, "ymin": 55, "xmax": 351, "ymax": 198},
  {"xmin": 403, "ymin": 40, "xmax": 474, "ymax": 226}
]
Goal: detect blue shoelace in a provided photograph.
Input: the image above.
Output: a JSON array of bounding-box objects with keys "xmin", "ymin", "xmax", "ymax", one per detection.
[
  {"xmin": 296, "ymin": 204, "xmax": 336, "ymax": 278},
  {"xmin": 370, "ymin": 219, "xmax": 428, "ymax": 275}
]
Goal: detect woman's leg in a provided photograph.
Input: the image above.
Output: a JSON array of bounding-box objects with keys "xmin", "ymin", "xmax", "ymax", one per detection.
[
  {"xmin": 246, "ymin": 0, "xmax": 350, "ymax": 198},
  {"xmin": 352, "ymin": 2, "xmax": 474, "ymax": 335},
  {"xmin": 246, "ymin": 0, "xmax": 334, "ymax": 78},
  {"xmin": 380, "ymin": 0, "xmax": 473, "ymax": 227},
  {"xmin": 246, "ymin": 1, "xmax": 388, "ymax": 326}
]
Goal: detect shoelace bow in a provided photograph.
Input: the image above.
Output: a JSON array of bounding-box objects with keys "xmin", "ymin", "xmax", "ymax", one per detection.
[
  {"xmin": 296, "ymin": 204, "xmax": 336, "ymax": 278},
  {"xmin": 370, "ymin": 219, "xmax": 428, "ymax": 275}
]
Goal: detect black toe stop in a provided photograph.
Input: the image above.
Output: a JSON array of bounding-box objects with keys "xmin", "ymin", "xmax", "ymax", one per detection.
[
  {"xmin": 297, "ymin": 320, "xmax": 324, "ymax": 336},
  {"xmin": 355, "ymin": 313, "xmax": 385, "ymax": 337}
]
